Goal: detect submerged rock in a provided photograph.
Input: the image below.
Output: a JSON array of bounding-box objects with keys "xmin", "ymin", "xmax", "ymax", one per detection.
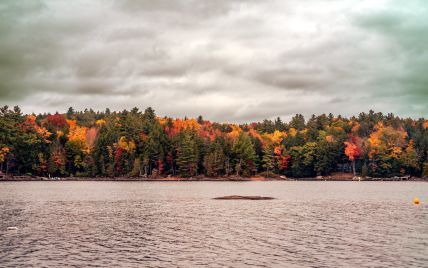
[{"xmin": 213, "ymin": 195, "xmax": 275, "ymax": 200}]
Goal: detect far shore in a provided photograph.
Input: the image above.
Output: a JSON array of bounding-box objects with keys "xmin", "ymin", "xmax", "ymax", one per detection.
[{"xmin": 1, "ymin": 174, "xmax": 426, "ymax": 182}]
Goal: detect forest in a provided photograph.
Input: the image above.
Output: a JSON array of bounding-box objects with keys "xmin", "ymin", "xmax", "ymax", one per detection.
[{"xmin": 0, "ymin": 105, "xmax": 427, "ymax": 179}]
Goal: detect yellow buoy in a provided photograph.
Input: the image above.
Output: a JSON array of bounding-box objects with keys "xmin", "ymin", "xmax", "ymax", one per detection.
[{"xmin": 413, "ymin": 197, "xmax": 420, "ymax": 205}]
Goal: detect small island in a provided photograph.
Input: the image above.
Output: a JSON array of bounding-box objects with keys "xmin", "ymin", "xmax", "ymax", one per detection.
[{"xmin": 213, "ymin": 195, "xmax": 275, "ymax": 200}]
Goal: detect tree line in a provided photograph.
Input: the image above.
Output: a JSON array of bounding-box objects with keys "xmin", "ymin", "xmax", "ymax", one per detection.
[{"xmin": 0, "ymin": 105, "xmax": 427, "ymax": 178}]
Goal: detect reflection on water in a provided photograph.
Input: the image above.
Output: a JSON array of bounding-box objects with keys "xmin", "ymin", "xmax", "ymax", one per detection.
[{"xmin": 0, "ymin": 181, "xmax": 427, "ymax": 267}]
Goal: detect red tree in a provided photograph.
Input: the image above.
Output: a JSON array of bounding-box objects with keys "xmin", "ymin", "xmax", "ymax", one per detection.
[
  {"xmin": 45, "ymin": 114, "xmax": 67, "ymax": 129},
  {"xmin": 344, "ymin": 138, "xmax": 362, "ymax": 176}
]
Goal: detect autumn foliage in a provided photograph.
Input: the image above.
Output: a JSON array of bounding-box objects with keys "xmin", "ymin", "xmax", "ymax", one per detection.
[
  {"xmin": 344, "ymin": 140, "xmax": 361, "ymax": 161},
  {"xmin": 0, "ymin": 106, "xmax": 426, "ymax": 178}
]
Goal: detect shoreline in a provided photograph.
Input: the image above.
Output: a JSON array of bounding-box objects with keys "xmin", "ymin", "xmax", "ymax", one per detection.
[{"xmin": 1, "ymin": 175, "xmax": 426, "ymax": 182}]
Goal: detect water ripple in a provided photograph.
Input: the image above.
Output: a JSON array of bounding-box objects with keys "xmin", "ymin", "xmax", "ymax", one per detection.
[{"xmin": 0, "ymin": 181, "xmax": 427, "ymax": 267}]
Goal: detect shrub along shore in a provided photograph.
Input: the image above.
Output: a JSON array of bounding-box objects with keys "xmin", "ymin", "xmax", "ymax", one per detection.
[{"xmin": 0, "ymin": 175, "xmax": 426, "ymax": 182}]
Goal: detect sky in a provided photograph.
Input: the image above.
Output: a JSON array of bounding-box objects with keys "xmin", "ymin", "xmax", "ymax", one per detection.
[{"xmin": 0, "ymin": 0, "xmax": 427, "ymax": 123}]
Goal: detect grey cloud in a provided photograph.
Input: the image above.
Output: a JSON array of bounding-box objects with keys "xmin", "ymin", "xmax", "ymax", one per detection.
[
  {"xmin": 352, "ymin": 0, "xmax": 428, "ymax": 113},
  {"xmin": 0, "ymin": 1, "xmax": 103, "ymax": 100},
  {"xmin": 0, "ymin": 0, "xmax": 426, "ymax": 122},
  {"xmin": 251, "ymin": 66, "xmax": 334, "ymax": 90},
  {"xmin": 115, "ymin": 0, "xmax": 257, "ymax": 17},
  {"xmin": 104, "ymin": 27, "xmax": 156, "ymax": 43}
]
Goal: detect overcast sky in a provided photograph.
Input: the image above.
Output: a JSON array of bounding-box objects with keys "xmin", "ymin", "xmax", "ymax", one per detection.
[{"xmin": 0, "ymin": 0, "xmax": 427, "ymax": 122}]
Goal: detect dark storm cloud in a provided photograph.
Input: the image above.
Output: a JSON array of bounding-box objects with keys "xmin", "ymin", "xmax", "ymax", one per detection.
[{"xmin": 0, "ymin": 0, "xmax": 426, "ymax": 122}]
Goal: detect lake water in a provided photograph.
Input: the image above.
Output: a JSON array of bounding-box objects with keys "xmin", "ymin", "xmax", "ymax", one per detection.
[{"xmin": 0, "ymin": 181, "xmax": 427, "ymax": 267}]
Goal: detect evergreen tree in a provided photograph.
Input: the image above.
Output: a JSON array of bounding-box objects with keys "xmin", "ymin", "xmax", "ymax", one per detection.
[
  {"xmin": 232, "ymin": 133, "xmax": 257, "ymax": 176},
  {"xmin": 315, "ymin": 139, "xmax": 339, "ymax": 176},
  {"xmin": 66, "ymin": 107, "xmax": 75, "ymax": 119},
  {"xmin": 204, "ymin": 139, "xmax": 226, "ymax": 177},
  {"xmin": 0, "ymin": 105, "xmax": 427, "ymax": 179},
  {"xmin": 177, "ymin": 132, "xmax": 198, "ymax": 177},
  {"xmin": 262, "ymin": 144, "xmax": 275, "ymax": 174}
]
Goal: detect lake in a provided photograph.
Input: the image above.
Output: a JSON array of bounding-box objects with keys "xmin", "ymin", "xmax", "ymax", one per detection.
[{"xmin": 0, "ymin": 181, "xmax": 427, "ymax": 267}]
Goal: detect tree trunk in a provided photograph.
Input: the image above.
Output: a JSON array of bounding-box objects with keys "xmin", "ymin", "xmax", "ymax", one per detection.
[
  {"xmin": 236, "ymin": 159, "xmax": 242, "ymax": 176},
  {"xmin": 173, "ymin": 163, "xmax": 175, "ymax": 176},
  {"xmin": 352, "ymin": 160, "xmax": 356, "ymax": 176}
]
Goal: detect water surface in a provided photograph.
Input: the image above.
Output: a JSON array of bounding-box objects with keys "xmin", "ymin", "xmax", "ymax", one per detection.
[{"xmin": 1, "ymin": 181, "xmax": 427, "ymax": 267}]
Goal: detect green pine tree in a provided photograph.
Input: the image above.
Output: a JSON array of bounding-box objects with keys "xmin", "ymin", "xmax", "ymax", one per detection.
[
  {"xmin": 233, "ymin": 133, "xmax": 257, "ymax": 176},
  {"xmin": 262, "ymin": 144, "xmax": 275, "ymax": 174},
  {"xmin": 177, "ymin": 132, "xmax": 198, "ymax": 177},
  {"xmin": 204, "ymin": 140, "xmax": 226, "ymax": 177}
]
